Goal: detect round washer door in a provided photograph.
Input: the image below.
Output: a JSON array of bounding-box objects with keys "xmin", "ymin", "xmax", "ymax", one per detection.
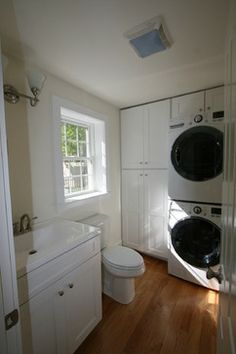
[
  {"xmin": 171, "ymin": 126, "xmax": 223, "ymax": 181},
  {"xmin": 171, "ymin": 217, "xmax": 221, "ymax": 268}
]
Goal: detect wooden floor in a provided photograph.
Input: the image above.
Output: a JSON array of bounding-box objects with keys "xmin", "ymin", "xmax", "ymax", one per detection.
[{"xmin": 75, "ymin": 255, "xmax": 218, "ymax": 354}]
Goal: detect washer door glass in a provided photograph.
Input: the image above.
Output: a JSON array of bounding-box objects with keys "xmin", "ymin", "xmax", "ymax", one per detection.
[
  {"xmin": 171, "ymin": 217, "xmax": 221, "ymax": 267},
  {"xmin": 171, "ymin": 126, "xmax": 223, "ymax": 181}
]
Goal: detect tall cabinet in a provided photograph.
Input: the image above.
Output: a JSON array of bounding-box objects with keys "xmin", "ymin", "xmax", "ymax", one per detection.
[{"xmin": 121, "ymin": 100, "xmax": 169, "ymax": 259}]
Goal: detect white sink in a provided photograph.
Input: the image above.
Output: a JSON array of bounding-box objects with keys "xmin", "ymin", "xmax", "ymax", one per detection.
[{"xmin": 14, "ymin": 218, "xmax": 100, "ymax": 277}]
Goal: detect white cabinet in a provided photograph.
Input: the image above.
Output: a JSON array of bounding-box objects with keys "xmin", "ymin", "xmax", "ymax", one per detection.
[
  {"xmin": 121, "ymin": 100, "xmax": 170, "ymax": 169},
  {"xmin": 121, "ymin": 100, "xmax": 169, "ymax": 259},
  {"xmin": 122, "ymin": 170, "xmax": 144, "ymax": 249},
  {"xmin": 121, "ymin": 106, "xmax": 145, "ymax": 169},
  {"xmin": 122, "ymin": 170, "xmax": 168, "ymax": 259},
  {"xmin": 143, "ymin": 170, "xmax": 168, "ymax": 258},
  {"xmin": 145, "ymin": 101, "xmax": 169, "ymax": 169},
  {"xmin": 171, "ymin": 87, "xmax": 224, "ymax": 124},
  {"xmin": 20, "ymin": 250, "xmax": 101, "ymax": 354},
  {"xmin": 64, "ymin": 256, "xmax": 101, "ymax": 353}
]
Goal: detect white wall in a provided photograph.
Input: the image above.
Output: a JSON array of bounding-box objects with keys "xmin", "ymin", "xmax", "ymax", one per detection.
[{"xmin": 4, "ymin": 56, "xmax": 121, "ymax": 246}]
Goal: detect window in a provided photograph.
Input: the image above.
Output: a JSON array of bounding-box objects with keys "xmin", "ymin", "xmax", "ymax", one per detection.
[
  {"xmin": 53, "ymin": 97, "xmax": 107, "ymax": 207},
  {"xmin": 61, "ymin": 121, "xmax": 93, "ymax": 197}
]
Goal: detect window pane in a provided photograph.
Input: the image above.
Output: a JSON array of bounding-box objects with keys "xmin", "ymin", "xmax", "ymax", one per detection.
[
  {"xmin": 71, "ymin": 176, "xmax": 81, "ymax": 193},
  {"xmin": 81, "ymin": 161, "xmax": 88, "ymax": 174},
  {"xmin": 66, "ymin": 123, "xmax": 77, "ymax": 140},
  {"xmin": 79, "ymin": 143, "xmax": 87, "ymax": 157},
  {"xmin": 82, "ymin": 176, "xmax": 88, "ymax": 190},
  {"xmin": 64, "ymin": 176, "xmax": 70, "ymax": 195},
  {"xmin": 78, "ymin": 126, "xmax": 87, "ymax": 141},
  {"xmin": 61, "ymin": 137, "xmax": 66, "ymax": 157},
  {"xmin": 69, "ymin": 161, "xmax": 81, "ymax": 175},
  {"xmin": 66, "ymin": 141, "xmax": 77, "ymax": 156}
]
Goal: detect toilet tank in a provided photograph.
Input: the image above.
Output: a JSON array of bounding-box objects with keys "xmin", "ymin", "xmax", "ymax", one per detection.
[{"xmin": 78, "ymin": 214, "xmax": 110, "ymax": 249}]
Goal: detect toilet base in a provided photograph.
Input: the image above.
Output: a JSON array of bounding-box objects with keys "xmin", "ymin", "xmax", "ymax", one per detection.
[{"xmin": 103, "ymin": 267, "xmax": 135, "ymax": 304}]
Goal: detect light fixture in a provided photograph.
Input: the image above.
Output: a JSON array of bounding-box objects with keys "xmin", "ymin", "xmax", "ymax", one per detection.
[
  {"xmin": 4, "ymin": 69, "xmax": 46, "ymax": 107},
  {"xmin": 124, "ymin": 16, "xmax": 172, "ymax": 58}
]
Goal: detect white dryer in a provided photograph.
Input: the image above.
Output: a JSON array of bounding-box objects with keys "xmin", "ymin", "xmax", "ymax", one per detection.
[
  {"xmin": 168, "ymin": 200, "xmax": 222, "ymax": 290},
  {"xmin": 168, "ymin": 111, "xmax": 224, "ymax": 204}
]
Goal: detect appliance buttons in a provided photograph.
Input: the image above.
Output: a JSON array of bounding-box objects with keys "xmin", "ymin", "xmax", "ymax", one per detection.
[
  {"xmin": 194, "ymin": 114, "xmax": 203, "ymax": 123},
  {"xmin": 193, "ymin": 206, "xmax": 202, "ymax": 214}
]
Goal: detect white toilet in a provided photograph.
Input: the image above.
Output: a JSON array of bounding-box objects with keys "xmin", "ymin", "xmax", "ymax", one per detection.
[{"xmin": 79, "ymin": 214, "xmax": 145, "ymax": 304}]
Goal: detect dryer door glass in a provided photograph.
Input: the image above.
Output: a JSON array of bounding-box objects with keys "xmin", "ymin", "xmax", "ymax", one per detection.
[
  {"xmin": 171, "ymin": 126, "xmax": 223, "ymax": 181},
  {"xmin": 171, "ymin": 217, "xmax": 221, "ymax": 267}
]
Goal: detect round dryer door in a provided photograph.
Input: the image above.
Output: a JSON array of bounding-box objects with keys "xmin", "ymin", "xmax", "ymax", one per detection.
[
  {"xmin": 171, "ymin": 217, "xmax": 221, "ymax": 268},
  {"xmin": 171, "ymin": 126, "xmax": 223, "ymax": 181}
]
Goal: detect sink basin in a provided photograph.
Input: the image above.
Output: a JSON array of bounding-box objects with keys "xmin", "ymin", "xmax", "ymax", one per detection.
[{"xmin": 14, "ymin": 218, "xmax": 100, "ymax": 277}]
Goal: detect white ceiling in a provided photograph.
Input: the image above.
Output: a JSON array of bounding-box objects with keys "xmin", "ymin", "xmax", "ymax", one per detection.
[{"xmin": 0, "ymin": 0, "xmax": 229, "ymax": 107}]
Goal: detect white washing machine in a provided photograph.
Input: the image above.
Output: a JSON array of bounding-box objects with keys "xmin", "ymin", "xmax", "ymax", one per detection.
[
  {"xmin": 168, "ymin": 112, "xmax": 224, "ymax": 204},
  {"xmin": 168, "ymin": 200, "xmax": 222, "ymax": 290}
]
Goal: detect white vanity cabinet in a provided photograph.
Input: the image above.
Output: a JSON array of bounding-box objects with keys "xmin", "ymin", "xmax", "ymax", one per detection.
[
  {"xmin": 121, "ymin": 100, "xmax": 169, "ymax": 169},
  {"xmin": 18, "ymin": 235, "xmax": 102, "ymax": 354}
]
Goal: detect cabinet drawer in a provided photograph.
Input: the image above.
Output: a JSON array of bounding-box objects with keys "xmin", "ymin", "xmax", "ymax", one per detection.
[{"xmin": 18, "ymin": 236, "xmax": 100, "ymax": 305}]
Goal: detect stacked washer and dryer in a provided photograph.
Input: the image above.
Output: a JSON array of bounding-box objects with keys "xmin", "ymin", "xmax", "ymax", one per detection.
[{"xmin": 168, "ymin": 87, "xmax": 224, "ymax": 290}]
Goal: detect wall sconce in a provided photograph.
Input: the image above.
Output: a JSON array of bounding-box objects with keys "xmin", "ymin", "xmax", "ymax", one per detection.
[{"xmin": 4, "ymin": 69, "xmax": 46, "ymax": 107}]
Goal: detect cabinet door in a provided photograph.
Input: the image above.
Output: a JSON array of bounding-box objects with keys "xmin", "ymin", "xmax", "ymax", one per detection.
[
  {"xmin": 122, "ymin": 170, "xmax": 144, "ymax": 250},
  {"xmin": 144, "ymin": 100, "xmax": 170, "ymax": 168},
  {"xmin": 143, "ymin": 170, "xmax": 168, "ymax": 259},
  {"xmin": 171, "ymin": 91, "xmax": 204, "ymax": 124},
  {"xmin": 205, "ymin": 86, "xmax": 224, "ymax": 121},
  {"xmin": 64, "ymin": 254, "xmax": 102, "ymax": 353},
  {"xmin": 20, "ymin": 278, "xmax": 67, "ymax": 354},
  {"xmin": 121, "ymin": 106, "xmax": 146, "ymax": 168}
]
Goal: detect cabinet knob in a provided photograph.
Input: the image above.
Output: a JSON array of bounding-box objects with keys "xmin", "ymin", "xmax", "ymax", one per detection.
[
  {"xmin": 145, "ymin": 174, "xmax": 148, "ymax": 176},
  {"xmin": 68, "ymin": 283, "xmax": 74, "ymax": 289},
  {"xmin": 199, "ymin": 108, "xmax": 203, "ymax": 112},
  {"xmin": 207, "ymin": 106, "xmax": 211, "ymax": 110},
  {"xmin": 145, "ymin": 161, "xmax": 148, "ymax": 164},
  {"xmin": 140, "ymin": 174, "xmax": 143, "ymax": 176},
  {"xmin": 58, "ymin": 291, "xmax": 64, "ymax": 296},
  {"xmin": 139, "ymin": 161, "xmax": 143, "ymax": 164}
]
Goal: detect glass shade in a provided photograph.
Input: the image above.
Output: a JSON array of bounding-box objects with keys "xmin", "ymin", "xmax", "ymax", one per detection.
[{"xmin": 26, "ymin": 68, "xmax": 46, "ymax": 92}]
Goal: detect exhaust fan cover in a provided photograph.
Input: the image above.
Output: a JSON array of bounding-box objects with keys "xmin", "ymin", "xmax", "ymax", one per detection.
[{"xmin": 124, "ymin": 16, "xmax": 172, "ymax": 58}]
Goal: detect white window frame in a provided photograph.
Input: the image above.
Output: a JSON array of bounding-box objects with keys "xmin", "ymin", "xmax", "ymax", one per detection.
[
  {"xmin": 53, "ymin": 96, "xmax": 108, "ymax": 209},
  {"xmin": 61, "ymin": 119, "xmax": 94, "ymax": 197}
]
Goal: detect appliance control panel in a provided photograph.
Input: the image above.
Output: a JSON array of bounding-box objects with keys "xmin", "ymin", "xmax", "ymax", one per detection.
[{"xmin": 169, "ymin": 200, "xmax": 222, "ymax": 218}]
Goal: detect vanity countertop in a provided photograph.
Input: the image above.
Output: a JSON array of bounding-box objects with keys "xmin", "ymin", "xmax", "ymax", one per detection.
[{"xmin": 14, "ymin": 218, "xmax": 100, "ymax": 278}]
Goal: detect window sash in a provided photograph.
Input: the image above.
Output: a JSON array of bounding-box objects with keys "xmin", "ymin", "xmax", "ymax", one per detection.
[{"xmin": 61, "ymin": 120, "xmax": 94, "ymax": 197}]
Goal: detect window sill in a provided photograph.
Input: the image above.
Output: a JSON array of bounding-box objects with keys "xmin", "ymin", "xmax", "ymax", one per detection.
[{"xmin": 65, "ymin": 191, "xmax": 108, "ymax": 203}]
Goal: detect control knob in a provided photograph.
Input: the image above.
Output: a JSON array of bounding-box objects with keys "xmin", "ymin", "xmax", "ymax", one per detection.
[
  {"xmin": 193, "ymin": 206, "xmax": 202, "ymax": 214},
  {"xmin": 194, "ymin": 114, "xmax": 203, "ymax": 123}
]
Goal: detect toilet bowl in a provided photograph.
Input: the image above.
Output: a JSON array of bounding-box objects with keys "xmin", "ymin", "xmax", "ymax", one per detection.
[
  {"xmin": 78, "ymin": 214, "xmax": 145, "ymax": 304},
  {"xmin": 102, "ymin": 245, "xmax": 145, "ymax": 304}
]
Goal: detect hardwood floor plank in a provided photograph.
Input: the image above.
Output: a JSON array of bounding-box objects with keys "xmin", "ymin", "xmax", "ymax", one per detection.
[{"xmin": 75, "ymin": 255, "xmax": 218, "ymax": 354}]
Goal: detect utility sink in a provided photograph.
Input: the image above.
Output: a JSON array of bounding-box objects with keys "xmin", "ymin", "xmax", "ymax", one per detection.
[{"xmin": 14, "ymin": 218, "xmax": 100, "ymax": 278}]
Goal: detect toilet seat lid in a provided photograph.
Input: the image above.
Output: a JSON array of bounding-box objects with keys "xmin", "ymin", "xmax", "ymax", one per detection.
[{"xmin": 102, "ymin": 246, "xmax": 144, "ymax": 269}]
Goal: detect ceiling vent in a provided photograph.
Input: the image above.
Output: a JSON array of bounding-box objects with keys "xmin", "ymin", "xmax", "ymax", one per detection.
[{"xmin": 124, "ymin": 16, "xmax": 172, "ymax": 58}]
